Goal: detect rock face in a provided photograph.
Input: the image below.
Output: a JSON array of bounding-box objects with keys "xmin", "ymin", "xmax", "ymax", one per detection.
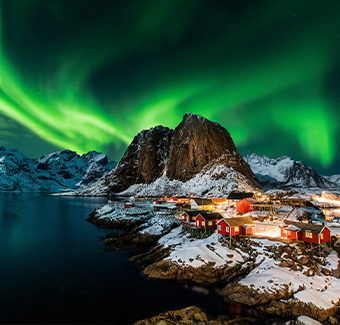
[
  {"xmin": 99, "ymin": 126, "xmax": 174, "ymax": 194},
  {"xmin": 83, "ymin": 113, "xmax": 259, "ymax": 196},
  {"xmin": 244, "ymin": 153, "xmax": 337, "ymax": 189},
  {"xmin": 0, "ymin": 146, "xmax": 116, "ymax": 192},
  {"xmin": 167, "ymin": 113, "xmax": 256, "ymax": 183}
]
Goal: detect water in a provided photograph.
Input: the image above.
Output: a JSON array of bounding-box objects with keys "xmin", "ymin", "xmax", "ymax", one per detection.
[{"xmin": 0, "ymin": 193, "xmax": 264, "ymax": 324}]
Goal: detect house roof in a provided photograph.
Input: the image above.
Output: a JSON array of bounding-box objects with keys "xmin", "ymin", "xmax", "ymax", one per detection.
[
  {"xmin": 197, "ymin": 212, "xmax": 223, "ymax": 220},
  {"xmin": 286, "ymin": 225, "xmax": 301, "ymax": 232},
  {"xmin": 285, "ymin": 221, "xmax": 329, "ymax": 234},
  {"xmin": 192, "ymin": 198, "xmax": 215, "ymax": 206},
  {"xmin": 218, "ymin": 216, "xmax": 255, "ymax": 227},
  {"xmin": 183, "ymin": 210, "xmax": 206, "ymax": 217},
  {"xmin": 227, "ymin": 192, "xmax": 254, "ymax": 200}
]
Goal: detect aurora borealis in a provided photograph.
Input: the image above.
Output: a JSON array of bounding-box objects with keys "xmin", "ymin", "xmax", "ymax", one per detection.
[{"xmin": 0, "ymin": 1, "xmax": 340, "ymax": 175}]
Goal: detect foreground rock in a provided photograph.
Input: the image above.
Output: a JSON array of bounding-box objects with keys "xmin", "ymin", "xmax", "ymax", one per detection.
[{"xmin": 134, "ymin": 305, "xmax": 265, "ymax": 325}]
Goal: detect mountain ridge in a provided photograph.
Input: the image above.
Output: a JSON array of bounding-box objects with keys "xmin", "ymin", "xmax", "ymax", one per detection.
[
  {"xmin": 243, "ymin": 153, "xmax": 337, "ymax": 189},
  {"xmin": 0, "ymin": 146, "xmax": 117, "ymax": 192}
]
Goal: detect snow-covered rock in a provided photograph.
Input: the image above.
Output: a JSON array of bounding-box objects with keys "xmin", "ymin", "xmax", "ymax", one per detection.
[
  {"xmin": 244, "ymin": 153, "xmax": 337, "ymax": 189},
  {"xmin": 0, "ymin": 146, "xmax": 117, "ymax": 192}
]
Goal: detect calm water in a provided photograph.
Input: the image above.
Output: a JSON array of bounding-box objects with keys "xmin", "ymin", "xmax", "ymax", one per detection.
[{"xmin": 0, "ymin": 193, "xmax": 263, "ymax": 324}]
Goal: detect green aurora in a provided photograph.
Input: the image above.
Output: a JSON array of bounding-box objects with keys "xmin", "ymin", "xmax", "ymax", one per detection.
[{"xmin": 0, "ymin": 0, "xmax": 340, "ymax": 174}]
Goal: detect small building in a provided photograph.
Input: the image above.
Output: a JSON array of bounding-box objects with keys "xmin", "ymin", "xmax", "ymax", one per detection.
[
  {"xmin": 195, "ymin": 212, "xmax": 223, "ymax": 229},
  {"xmin": 284, "ymin": 221, "xmax": 331, "ymax": 244},
  {"xmin": 280, "ymin": 225, "xmax": 301, "ymax": 241},
  {"xmin": 225, "ymin": 192, "xmax": 254, "ymax": 208},
  {"xmin": 168, "ymin": 197, "xmax": 178, "ymax": 203},
  {"xmin": 180, "ymin": 210, "xmax": 207, "ymax": 227},
  {"xmin": 217, "ymin": 216, "xmax": 255, "ymax": 236},
  {"xmin": 189, "ymin": 198, "xmax": 215, "ymax": 211},
  {"xmin": 236, "ymin": 198, "xmax": 258, "ymax": 213}
]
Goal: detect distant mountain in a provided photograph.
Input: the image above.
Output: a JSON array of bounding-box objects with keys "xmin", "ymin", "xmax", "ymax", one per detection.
[
  {"xmin": 81, "ymin": 113, "xmax": 260, "ymax": 196},
  {"xmin": 243, "ymin": 153, "xmax": 337, "ymax": 189},
  {"xmin": 0, "ymin": 146, "xmax": 117, "ymax": 192}
]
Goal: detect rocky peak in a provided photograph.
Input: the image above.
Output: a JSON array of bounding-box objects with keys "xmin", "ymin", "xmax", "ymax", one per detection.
[
  {"xmin": 102, "ymin": 125, "xmax": 174, "ymax": 193},
  {"xmin": 166, "ymin": 113, "xmax": 256, "ymax": 182}
]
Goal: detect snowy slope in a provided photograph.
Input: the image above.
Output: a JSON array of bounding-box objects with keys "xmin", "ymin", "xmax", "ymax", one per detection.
[
  {"xmin": 118, "ymin": 161, "xmax": 258, "ymax": 197},
  {"xmin": 244, "ymin": 153, "xmax": 337, "ymax": 189},
  {"xmin": 0, "ymin": 146, "xmax": 116, "ymax": 192}
]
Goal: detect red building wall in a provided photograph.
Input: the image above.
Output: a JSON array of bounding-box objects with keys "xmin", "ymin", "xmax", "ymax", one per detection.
[
  {"xmin": 236, "ymin": 199, "xmax": 253, "ymax": 213},
  {"xmin": 217, "ymin": 220, "xmax": 229, "ymax": 235},
  {"xmin": 301, "ymin": 231, "xmax": 319, "ymax": 244},
  {"xmin": 241, "ymin": 226, "xmax": 255, "ymax": 235},
  {"xmin": 320, "ymin": 228, "xmax": 331, "ymax": 244}
]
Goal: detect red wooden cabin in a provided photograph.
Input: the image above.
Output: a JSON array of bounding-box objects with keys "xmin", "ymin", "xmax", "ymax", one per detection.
[
  {"xmin": 195, "ymin": 212, "xmax": 222, "ymax": 229},
  {"xmin": 236, "ymin": 198, "xmax": 258, "ymax": 213},
  {"xmin": 180, "ymin": 210, "xmax": 206, "ymax": 227},
  {"xmin": 217, "ymin": 216, "xmax": 255, "ymax": 237},
  {"xmin": 280, "ymin": 225, "xmax": 301, "ymax": 241},
  {"xmin": 283, "ymin": 221, "xmax": 331, "ymax": 244}
]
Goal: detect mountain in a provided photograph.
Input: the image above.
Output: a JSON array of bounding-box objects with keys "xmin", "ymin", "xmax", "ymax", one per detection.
[
  {"xmin": 0, "ymin": 146, "xmax": 117, "ymax": 192},
  {"xmin": 82, "ymin": 113, "xmax": 260, "ymax": 196},
  {"xmin": 243, "ymin": 153, "xmax": 337, "ymax": 189}
]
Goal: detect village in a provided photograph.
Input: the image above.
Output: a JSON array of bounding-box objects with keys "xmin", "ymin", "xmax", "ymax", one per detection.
[{"xmin": 122, "ymin": 190, "xmax": 340, "ymax": 248}]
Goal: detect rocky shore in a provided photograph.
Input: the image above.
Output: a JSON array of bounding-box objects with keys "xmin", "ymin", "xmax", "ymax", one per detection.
[{"xmin": 88, "ymin": 203, "xmax": 340, "ymax": 324}]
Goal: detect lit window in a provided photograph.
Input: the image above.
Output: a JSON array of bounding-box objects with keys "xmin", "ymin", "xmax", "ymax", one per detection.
[
  {"xmin": 320, "ymin": 233, "xmax": 324, "ymax": 240},
  {"xmin": 305, "ymin": 231, "xmax": 312, "ymax": 238},
  {"xmin": 208, "ymin": 221, "xmax": 212, "ymax": 226},
  {"xmin": 283, "ymin": 229, "xmax": 287, "ymax": 234},
  {"xmin": 218, "ymin": 225, "xmax": 221, "ymax": 231},
  {"xmin": 202, "ymin": 221, "xmax": 205, "ymax": 226},
  {"xmin": 235, "ymin": 226, "xmax": 239, "ymax": 232},
  {"xmin": 196, "ymin": 220, "xmax": 199, "ymax": 225}
]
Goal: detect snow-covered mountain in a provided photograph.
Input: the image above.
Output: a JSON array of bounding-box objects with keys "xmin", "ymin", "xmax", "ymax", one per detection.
[
  {"xmin": 81, "ymin": 113, "xmax": 260, "ymax": 196},
  {"xmin": 243, "ymin": 153, "xmax": 337, "ymax": 189},
  {"xmin": 0, "ymin": 146, "xmax": 117, "ymax": 192}
]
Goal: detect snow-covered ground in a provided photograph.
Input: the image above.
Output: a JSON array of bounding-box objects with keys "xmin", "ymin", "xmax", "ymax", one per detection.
[{"xmin": 159, "ymin": 228, "xmax": 245, "ymax": 268}]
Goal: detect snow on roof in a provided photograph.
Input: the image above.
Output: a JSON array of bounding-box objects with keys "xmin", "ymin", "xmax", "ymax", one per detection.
[
  {"xmin": 286, "ymin": 225, "xmax": 301, "ymax": 232},
  {"xmin": 285, "ymin": 221, "xmax": 327, "ymax": 234},
  {"xmin": 219, "ymin": 216, "xmax": 255, "ymax": 226}
]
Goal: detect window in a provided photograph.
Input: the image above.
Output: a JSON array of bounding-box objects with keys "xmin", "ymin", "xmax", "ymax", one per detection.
[
  {"xmin": 196, "ymin": 220, "xmax": 199, "ymax": 225},
  {"xmin": 226, "ymin": 227, "xmax": 230, "ymax": 232},
  {"xmin": 208, "ymin": 221, "xmax": 212, "ymax": 226},
  {"xmin": 283, "ymin": 229, "xmax": 287, "ymax": 234},
  {"xmin": 187, "ymin": 216, "xmax": 190, "ymax": 221},
  {"xmin": 288, "ymin": 231, "xmax": 291, "ymax": 236},
  {"xmin": 320, "ymin": 233, "xmax": 324, "ymax": 240},
  {"xmin": 305, "ymin": 231, "xmax": 312, "ymax": 238},
  {"xmin": 235, "ymin": 226, "xmax": 239, "ymax": 232},
  {"xmin": 202, "ymin": 221, "xmax": 205, "ymax": 227},
  {"xmin": 218, "ymin": 225, "xmax": 221, "ymax": 231}
]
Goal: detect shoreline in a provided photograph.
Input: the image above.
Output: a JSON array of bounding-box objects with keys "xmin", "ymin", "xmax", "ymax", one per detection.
[{"xmin": 88, "ymin": 202, "xmax": 340, "ymax": 324}]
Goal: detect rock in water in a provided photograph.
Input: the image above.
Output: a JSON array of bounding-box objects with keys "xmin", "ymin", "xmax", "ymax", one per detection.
[{"xmin": 167, "ymin": 113, "xmax": 256, "ymax": 182}]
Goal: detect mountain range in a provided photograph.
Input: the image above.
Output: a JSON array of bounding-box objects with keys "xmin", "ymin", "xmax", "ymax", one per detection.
[
  {"xmin": 243, "ymin": 153, "xmax": 339, "ymax": 190},
  {"xmin": 1, "ymin": 113, "xmax": 339, "ymax": 195},
  {"xmin": 0, "ymin": 146, "xmax": 116, "ymax": 192}
]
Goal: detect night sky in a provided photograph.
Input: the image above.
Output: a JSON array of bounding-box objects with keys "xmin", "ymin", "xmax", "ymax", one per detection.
[{"xmin": 0, "ymin": 1, "xmax": 340, "ymax": 175}]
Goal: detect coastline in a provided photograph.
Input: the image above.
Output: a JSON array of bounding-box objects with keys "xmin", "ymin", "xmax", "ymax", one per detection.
[{"xmin": 88, "ymin": 201, "xmax": 340, "ymax": 324}]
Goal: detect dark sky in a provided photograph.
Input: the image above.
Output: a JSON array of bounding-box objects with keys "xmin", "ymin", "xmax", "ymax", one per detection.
[{"xmin": 0, "ymin": 0, "xmax": 340, "ymax": 175}]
